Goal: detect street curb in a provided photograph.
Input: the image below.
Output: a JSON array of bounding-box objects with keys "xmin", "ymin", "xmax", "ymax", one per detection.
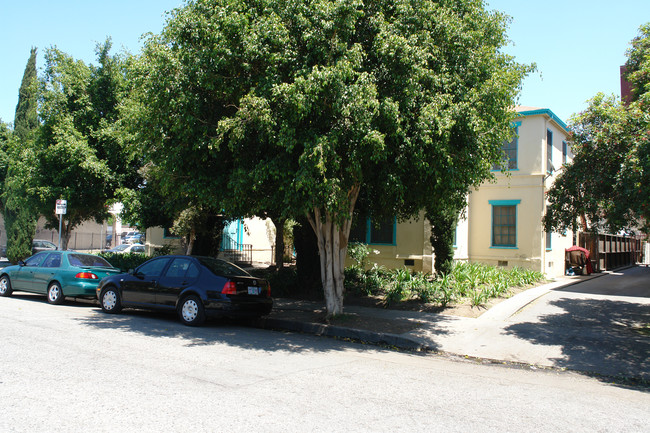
[
  {"xmin": 252, "ymin": 316, "xmax": 650, "ymax": 386},
  {"xmin": 253, "ymin": 317, "xmax": 429, "ymax": 351}
]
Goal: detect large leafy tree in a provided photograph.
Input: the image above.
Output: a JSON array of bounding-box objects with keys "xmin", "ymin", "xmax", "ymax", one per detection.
[
  {"xmin": 130, "ymin": 0, "xmax": 530, "ymax": 316},
  {"xmin": 32, "ymin": 41, "xmax": 139, "ymax": 248},
  {"xmin": 544, "ymin": 24, "xmax": 650, "ymax": 234}
]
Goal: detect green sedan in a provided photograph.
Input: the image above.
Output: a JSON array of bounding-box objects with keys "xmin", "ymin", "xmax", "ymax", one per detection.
[{"xmin": 0, "ymin": 251, "xmax": 121, "ymax": 304}]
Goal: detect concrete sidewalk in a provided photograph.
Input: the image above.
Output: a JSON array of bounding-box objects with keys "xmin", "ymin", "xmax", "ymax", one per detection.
[{"xmin": 256, "ymin": 270, "xmax": 650, "ymax": 383}]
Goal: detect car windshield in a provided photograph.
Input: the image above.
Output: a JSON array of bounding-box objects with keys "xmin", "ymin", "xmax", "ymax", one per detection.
[
  {"xmin": 112, "ymin": 244, "xmax": 129, "ymax": 251},
  {"xmin": 198, "ymin": 257, "xmax": 250, "ymax": 277},
  {"xmin": 68, "ymin": 254, "xmax": 113, "ymax": 268}
]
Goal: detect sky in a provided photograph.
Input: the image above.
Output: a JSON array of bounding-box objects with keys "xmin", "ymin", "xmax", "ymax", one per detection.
[{"xmin": 1, "ymin": 0, "xmax": 649, "ymax": 125}]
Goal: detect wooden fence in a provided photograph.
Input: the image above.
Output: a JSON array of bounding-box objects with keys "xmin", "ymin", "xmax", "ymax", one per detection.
[{"xmin": 577, "ymin": 232, "xmax": 645, "ymax": 272}]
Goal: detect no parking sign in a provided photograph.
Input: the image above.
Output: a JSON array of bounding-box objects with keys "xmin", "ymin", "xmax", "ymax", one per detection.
[{"xmin": 55, "ymin": 199, "xmax": 67, "ymax": 215}]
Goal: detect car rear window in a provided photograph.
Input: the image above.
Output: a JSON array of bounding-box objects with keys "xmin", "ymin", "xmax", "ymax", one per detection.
[
  {"xmin": 198, "ymin": 257, "xmax": 250, "ymax": 277},
  {"xmin": 68, "ymin": 254, "xmax": 113, "ymax": 268}
]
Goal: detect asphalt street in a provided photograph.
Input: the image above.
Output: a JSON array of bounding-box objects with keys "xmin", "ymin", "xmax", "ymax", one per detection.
[{"xmin": 1, "ymin": 293, "xmax": 649, "ymax": 432}]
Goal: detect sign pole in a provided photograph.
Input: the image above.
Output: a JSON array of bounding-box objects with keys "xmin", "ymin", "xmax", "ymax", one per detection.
[{"xmin": 55, "ymin": 199, "xmax": 67, "ymax": 250}]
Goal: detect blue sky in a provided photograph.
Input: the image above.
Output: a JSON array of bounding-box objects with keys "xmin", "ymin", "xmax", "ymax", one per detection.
[{"xmin": 1, "ymin": 0, "xmax": 649, "ymax": 125}]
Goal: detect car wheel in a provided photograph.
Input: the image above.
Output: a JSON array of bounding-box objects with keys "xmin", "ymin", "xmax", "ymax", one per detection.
[
  {"xmin": 178, "ymin": 295, "xmax": 205, "ymax": 326},
  {"xmin": 0, "ymin": 275, "xmax": 12, "ymax": 297},
  {"xmin": 47, "ymin": 282, "xmax": 64, "ymax": 305},
  {"xmin": 100, "ymin": 287, "xmax": 122, "ymax": 314}
]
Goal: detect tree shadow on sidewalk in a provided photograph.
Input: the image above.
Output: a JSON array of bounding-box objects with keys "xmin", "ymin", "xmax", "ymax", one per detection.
[{"xmin": 505, "ymin": 298, "xmax": 650, "ymax": 389}]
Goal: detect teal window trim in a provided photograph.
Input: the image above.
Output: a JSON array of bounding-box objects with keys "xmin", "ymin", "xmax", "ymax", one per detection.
[
  {"xmin": 562, "ymin": 141, "xmax": 568, "ymax": 165},
  {"xmin": 453, "ymin": 225, "xmax": 458, "ymax": 248},
  {"xmin": 349, "ymin": 217, "xmax": 397, "ymax": 246},
  {"xmin": 489, "ymin": 200, "xmax": 521, "ymax": 206},
  {"xmin": 517, "ymin": 108, "xmax": 569, "ymax": 133},
  {"xmin": 489, "ymin": 200, "xmax": 520, "ymax": 248},
  {"xmin": 367, "ymin": 217, "xmax": 397, "ymax": 246},
  {"xmin": 236, "ymin": 220, "xmax": 244, "ymax": 247},
  {"xmin": 547, "ymin": 129, "xmax": 553, "ymax": 174}
]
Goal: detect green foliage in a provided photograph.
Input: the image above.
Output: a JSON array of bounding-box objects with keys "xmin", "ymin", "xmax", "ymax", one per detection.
[
  {"xmin": 13, "ymin": 48, "xmax": 39, "ymax": 142},
  {"xmin": 347, "ymin": 242, "xmax": 371, "ymax": 269},
  {"xmin": 344, "ymin": 261, "xmax": 544, "ymax": 308},
  {"xmin": 97, "ymin": 252, "xmax": 151, "ymax": 272},
  {"xmin": 3, "ymin": 48, "xmax": 40, "ymax": 263},
  {"xmin": 128, "ymin": 0, "xmax": 532, "ymax": 315},
  {"xmin": 31, "ymin": 41, "xmax": 139, "ymax": 247},
  {"xmin": 427, "ymin": 205, "xmax": 461, "ymax": 275},
  {"xmin": 624, "ymin": 23, "xmax": 650, "ymax": 104},
  {"xmin": 4, "ymin": 209, "xmax": 36, "ymax": 263}
]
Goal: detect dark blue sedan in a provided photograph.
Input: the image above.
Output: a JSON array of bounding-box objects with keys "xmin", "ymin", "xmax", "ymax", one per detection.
[{"xmin": 96, "ymin": 255, "xmax": 272, "ymax": 326}]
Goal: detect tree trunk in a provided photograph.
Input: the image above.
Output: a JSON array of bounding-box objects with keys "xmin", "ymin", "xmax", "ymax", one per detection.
[
  {"xmin": 61, "ymin": 219, "xmax": 71, "ymax": 251},
  {"xmin": 294, "ymin": 216, "xmax": 321, "ymax": 295},
  {"xmin": 274, "ymin": 218, "xmax": 285, "ymax": 269},
  {"xmin": 306, "ymin": 185, "xmax": 359, "ymax": 318},
  {"xmin": 186, "ymin": 226, "xmax": 196, "ymax": 255}
]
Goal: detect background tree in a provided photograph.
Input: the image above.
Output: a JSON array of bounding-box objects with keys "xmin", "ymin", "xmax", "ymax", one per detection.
[
  {"xmin": 130, "ymin": 0, "xmax": 530, "ymax": 316},
  {"xmin": 545, "ymin": 24, "xmax": 650, "ymax": 235},
  {"xmin": 4, "ymin": 48, "xmax": 40, "ymax": 262},
  {"xmin": 32, "ymin": 41, "xmax": 138, "ymax": 249},
  {"xmin": 622, "ymin": 23, "xmax": 650, "ymax": 228}
]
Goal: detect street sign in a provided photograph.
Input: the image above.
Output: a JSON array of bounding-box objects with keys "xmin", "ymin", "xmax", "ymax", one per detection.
[{"xmin": 56, "ymin": 199, "xmax": 67, "ymax": 215}]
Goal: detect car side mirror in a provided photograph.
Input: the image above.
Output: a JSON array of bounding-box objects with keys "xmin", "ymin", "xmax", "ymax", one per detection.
[{"xmin": 18, "ymin": 260, "xmax": 25, "ymax": 267}]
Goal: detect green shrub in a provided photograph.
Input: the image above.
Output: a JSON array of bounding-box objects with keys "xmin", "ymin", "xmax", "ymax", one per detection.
[
  {"xmin": 98, "ymin": 252, "xmax": 151, "ymax": 272},
  {"xmin": 348, "ymin": 242, "xmax": 371, "ymax": 269}
]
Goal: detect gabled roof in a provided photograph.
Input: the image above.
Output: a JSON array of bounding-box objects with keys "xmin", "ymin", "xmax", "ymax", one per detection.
[{"xmin": 514, "ymin": 106, "xmax": 569, "ymax": 133}]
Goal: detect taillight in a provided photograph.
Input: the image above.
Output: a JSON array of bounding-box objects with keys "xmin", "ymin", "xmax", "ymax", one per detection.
[
  {"xmin": 222, "ymin": 281, "xmax": 237, "ymax": 295},
  {"xmin": 75, "ymin": 272, "xmax": 98, "ymax": 279},
  {"xmin": 266, "ymin": 283, "xmax": 271, "ymax": 298}
]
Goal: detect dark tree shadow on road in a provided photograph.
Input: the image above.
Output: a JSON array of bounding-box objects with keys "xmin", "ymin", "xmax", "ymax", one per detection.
[
  {"xmin": 505, "ymin": 297, "xmax": 650, "ymax": 389},
  {"xmin": 73, "ymin": 305, "xmax": 444, "ymax": 355}
]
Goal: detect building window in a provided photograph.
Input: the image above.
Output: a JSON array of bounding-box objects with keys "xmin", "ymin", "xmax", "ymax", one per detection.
[
  {"xmin": 547, "ymin": 129, "xmax": 553, "ymax": 173},
  {"xmin": 562, "ymin": 141, "xmax": 567, "ymax": 165},
  {"xmin": 490, "ymin": 200, "xmax": 520, "ymax": 248},
  {"xmin": 349, "ymin": 217, "xmax": 396, "ymax": 245},
  {"xmin": 493, "ymin": 124, "xmax": 519, "ymax": 171},
  {"xmin": 546, "ymin": 231, "xmax": 552, "ymax": 250}
]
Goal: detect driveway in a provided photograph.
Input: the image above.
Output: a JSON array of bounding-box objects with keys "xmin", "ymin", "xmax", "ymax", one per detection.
[
  {"xmin": 504, "ymin": 266, "xmax": 650, "ymax": 379},
  {"xmin": 417, "ymin": 266, "xmax": 650, "ymax": 381}
]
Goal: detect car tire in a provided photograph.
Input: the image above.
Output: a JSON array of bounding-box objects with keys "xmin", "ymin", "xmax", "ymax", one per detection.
[
  {"xmin": 47, "ymin": 282, "xmax": 64, "ymax": 305},
  {"xmin": 178, "ymin": 295, "xmax": 206, "ymax": 326},
  {"xmin": 100, "ymin": 287, "xmax": 122, "ymax": 314},
  {"xmin": 0, "ymin": 275, "xmax": 12, "ymax": 297}
]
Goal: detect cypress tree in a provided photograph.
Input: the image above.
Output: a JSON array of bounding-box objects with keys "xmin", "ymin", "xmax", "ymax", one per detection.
[
  {"xmin": 13, "ymin": 48, "xmax": 39, "ymax": 141},
  {"xmin": 4, "ymin": 48, "xmax": 39, "ymax": 262}
]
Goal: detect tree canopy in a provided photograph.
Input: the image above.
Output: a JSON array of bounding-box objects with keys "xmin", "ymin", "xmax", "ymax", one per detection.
[
  {"xmin": 129, "ymin": 0, "xmax": 530, "ymax": 316},
  {"xmin": 30, "ymin": 41, "xmax": 139, "ymax": 248}
]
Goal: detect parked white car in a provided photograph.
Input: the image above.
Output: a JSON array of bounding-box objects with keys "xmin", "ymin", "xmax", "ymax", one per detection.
[{"xmin": 105, "ymin": 244, "xmax": 145, "ymax": 254}]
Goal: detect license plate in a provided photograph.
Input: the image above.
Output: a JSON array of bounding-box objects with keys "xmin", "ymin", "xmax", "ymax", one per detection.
[{"xmin": 248, "ymin": 286, "xmax": 261, "ymax": 295}]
